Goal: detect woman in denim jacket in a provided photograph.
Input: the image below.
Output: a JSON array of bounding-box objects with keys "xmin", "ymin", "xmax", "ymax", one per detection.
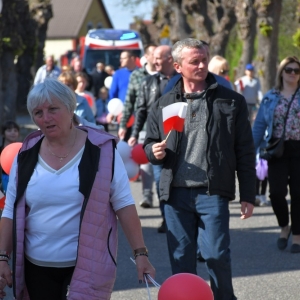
[{"xmin": 252, "ymin": 56, "xmax": 300, "ymax": 253}]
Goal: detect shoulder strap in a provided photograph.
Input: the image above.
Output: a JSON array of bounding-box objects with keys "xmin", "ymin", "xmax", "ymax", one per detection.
[{"xmin": 282, "ymin": 87, "xmax": 299, "ymax": 136}]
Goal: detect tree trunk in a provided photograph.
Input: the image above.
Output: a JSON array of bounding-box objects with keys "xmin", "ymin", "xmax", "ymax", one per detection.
[
  {"xmin": 30, "ymin": 1, "xmax": 53, "ymax": 72},
  {"xmin": 255, "ymin": 0, "xmax": 283, "ymax": 93},
  {"xmin": 183, "ymin": 0, "xmax": 237, "ymax": 56},
  {"xmin": 209, "ymin": 0, "xmax": 237, "ymax": 57},
  {"xmin": 16, "ymin": 51, "xmax": 34, "ymax": 112},
  {"xmin": 169, "ymin": 0, "xmax": 192, "ymax": 42},
  {"xmin": 235, "ymin": 0, "xmax": 257, "ymax": 78},
  {"xmin": 1, "ymin": 51, "xmax": 18, "ymax": 121},
  {"xmin": 0, "ymin": 64, "xmax": 3, "ymax": 124}
]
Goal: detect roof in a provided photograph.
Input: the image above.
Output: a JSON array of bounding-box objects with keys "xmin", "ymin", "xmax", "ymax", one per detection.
[{"xmin": 47, "ymin": 0, "xmax": 113, "ymax": 39}]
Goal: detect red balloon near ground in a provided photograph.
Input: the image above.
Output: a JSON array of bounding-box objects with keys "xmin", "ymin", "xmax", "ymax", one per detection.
[
  {"xmin": 0, "ymin": 142, "xmax": 22, "ymax": 174},
  {"xmin": 158, "ymin": 273, "xmax": 213, "ymax": 300},
  {"xmin": 131, "ymin": 144, "xmax": 148, "ymax": 165}
]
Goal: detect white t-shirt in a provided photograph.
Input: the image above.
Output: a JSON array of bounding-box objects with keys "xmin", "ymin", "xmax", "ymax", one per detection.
[{"xmin": 2, "ymin": 147, "xmax": 134, "ymax": 267}]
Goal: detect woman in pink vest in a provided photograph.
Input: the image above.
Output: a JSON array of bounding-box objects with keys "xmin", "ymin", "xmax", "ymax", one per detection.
[{"xmin": 0, "ymin": 78, "xmax": 155, "ymax": 300}]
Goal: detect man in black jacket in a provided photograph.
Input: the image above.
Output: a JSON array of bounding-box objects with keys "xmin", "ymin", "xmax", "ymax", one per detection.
[
  {"xmin": 91, "ymin": 62, "xmax": 108, "ymax": 98},
  {"xmin": 144, "ymin": 38, "xmax": 256, "ymax": 300},
  {"xmin": 128, "ymin": 45, "xmax": 176, "ymax": 232}
]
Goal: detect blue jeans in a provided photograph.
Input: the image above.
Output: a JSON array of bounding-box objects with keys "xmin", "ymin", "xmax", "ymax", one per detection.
[
  {"xmin": 152, "ymin": 164, "xmax": 165, "ymax": 217},
  {"xmin": 165, "ymin": 187, "xmax": 237, "ymax": 300}
]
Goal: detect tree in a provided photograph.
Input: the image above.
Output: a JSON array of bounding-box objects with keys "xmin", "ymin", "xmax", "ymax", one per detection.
[
  {"xmin": 234, "ymin": 0, "xmax": 257, "ymax": 78},
  {"xmin": 255, "ymin": 0, "xmax": 283, "ymax": 93},
  {"xmin": 0, "ymin": 0, "xmax": 29, "ymax": 122},
  {"xmin": 0, "ymin": 0, "xmax": 53, "ymax": 122},
  {"xmin": 29, "ymin": 0, "xmax": 53, "ymax": 72},
  {"xmin": 183, "ymin": 0, "xmax": 237, "ymax": 57}
]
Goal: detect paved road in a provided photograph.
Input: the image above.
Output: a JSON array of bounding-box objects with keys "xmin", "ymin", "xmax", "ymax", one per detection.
[{"xmin": 111, "ymin": 180, "xmax": 300, "ymax": 300}]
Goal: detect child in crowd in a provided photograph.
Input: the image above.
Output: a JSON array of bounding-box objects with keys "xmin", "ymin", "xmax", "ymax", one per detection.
[
  {"xmin": 0, "ymin": 121, "xmax": 20, "ymax": 194},
  {"xmin": 96, "ymin": 87, "xmax": 109, "ymax": 132}
]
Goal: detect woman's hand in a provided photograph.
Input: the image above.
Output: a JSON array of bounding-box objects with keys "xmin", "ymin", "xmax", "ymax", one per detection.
[
  {"xmin": 0, "ymin": 261, "xmax": 12, "ymax": 298},
  {"xmin": 135, "ymin": 255, "xmax": 156, "ymax": 283}
]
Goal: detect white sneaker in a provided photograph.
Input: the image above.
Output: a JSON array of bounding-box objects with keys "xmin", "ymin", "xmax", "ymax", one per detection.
[
  {"xmin": 255, "ymin": 195, "xmax": 261, "ymax": 206},
  {"xmin": 259, "ymin": 195, "xmax": 268, "ymax": 206}
]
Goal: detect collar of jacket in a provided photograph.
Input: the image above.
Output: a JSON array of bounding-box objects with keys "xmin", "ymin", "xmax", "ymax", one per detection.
[{"xmin": 171, "ymin": 72, "xmax": 218, "ymax": 98}]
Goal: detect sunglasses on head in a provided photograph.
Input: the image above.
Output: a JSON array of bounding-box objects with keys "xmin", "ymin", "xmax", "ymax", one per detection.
[{"xmin": 284, "ymin": 67, "xmax": 300, "ymax": 75}]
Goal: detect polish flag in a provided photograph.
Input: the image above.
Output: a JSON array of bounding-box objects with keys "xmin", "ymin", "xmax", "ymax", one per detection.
[{"xmin": 162, "ymin": 102, "xmax": 188, "ymax": 135}]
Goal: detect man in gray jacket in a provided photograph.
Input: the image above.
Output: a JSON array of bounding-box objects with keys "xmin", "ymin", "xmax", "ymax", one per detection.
[{"xmin": 144, "ymin": 38, "xmax": 256, "ymax": 300}]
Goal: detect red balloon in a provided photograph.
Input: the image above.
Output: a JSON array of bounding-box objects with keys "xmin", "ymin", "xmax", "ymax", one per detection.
[
  {"xmin": 0, "ymin": 142, "xmax": 22, "ymax": 174},
  {"xmin": 131, "ymin": 144, "xmax": 148, "ymax": 165},
  {"xmin": 158, "ymin": 273, "xmax": 213, "ymax": 300},
  {"xmin": 117, "ymin": 113, "xmax": 135, "ymax": 128}
]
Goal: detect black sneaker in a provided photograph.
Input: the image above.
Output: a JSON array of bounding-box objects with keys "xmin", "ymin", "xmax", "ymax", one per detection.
[
  {"xmin": 157, "ymin": 220, "xmax": 167, "ymax": 233},
  {"xmin": 139, "ymin": 199, "xmax": 152, "ymax": 208}
]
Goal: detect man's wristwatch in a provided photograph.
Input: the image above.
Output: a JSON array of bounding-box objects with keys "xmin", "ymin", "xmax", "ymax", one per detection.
[{"xmin": 133, "ymin": 247, "xmax": 148, "ymax": 259}]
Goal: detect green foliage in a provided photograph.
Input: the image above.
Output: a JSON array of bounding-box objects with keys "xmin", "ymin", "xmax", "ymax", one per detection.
[
  {"xmin": 292, "ymin": 29, "xmax": 300, "ymax": 49},
  {"xmin": 278, "ymin": 0, "xmax": 300, "ymax": 60},
  {"xmin": 225, "ymin": 26, "xmax": 243, "ymax": 81},
  {"xmin": 259, "ymin": 22, "xmax": 273, "ymax": 37}
]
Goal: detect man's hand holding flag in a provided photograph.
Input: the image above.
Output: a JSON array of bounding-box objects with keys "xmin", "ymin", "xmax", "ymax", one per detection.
[
  {"xmin": 163, "ymin": 102, "xmax": 188, "ymax": 140},
  {"xmin": 152, "ymin": 102, "xmax": 188, "ymax": 161}
]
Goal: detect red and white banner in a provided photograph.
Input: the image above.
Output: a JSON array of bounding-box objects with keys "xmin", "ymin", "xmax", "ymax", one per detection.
[{"xmin": 162, "ymin": 102, "xmax": 188, "ymax": 135}]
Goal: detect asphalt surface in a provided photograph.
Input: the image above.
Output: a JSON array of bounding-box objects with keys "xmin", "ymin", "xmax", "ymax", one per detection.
[
  {"xmin": 111, "ymin": 180, "xmax": 300, "ymax": 300},
  {"xmin": 4, "ymin": 115, "xmax": 300, "ymax": 299}
]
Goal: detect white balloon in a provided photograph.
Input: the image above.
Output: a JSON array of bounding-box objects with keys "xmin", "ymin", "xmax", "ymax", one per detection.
[
  {"xmin": 140, "ymin": 56, "xmax": 147, "ymax": 67},
  {"xmin": 116, "ymin": 140, "xmax": 132, "ymax": 162},
  {"xmin": 124, "ymin": 159, "xmax": 139, "ymax": 180},
  {"xmin": 107, "ymin": 98, "xmax": 124, "ymax": 116},
  {"xmin": 104, "ymin": 76, "xmax": 113, "ymax": 89}
]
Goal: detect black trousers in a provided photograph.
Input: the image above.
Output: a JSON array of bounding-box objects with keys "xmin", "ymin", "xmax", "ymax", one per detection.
[
  {"xmin": 256, "ymin": 177, "xmax": 268, "ymax": 195},
  {"xmin": 268, "ymin": 140, "xmax": 300, "ymax": 234},
  {"xmin": 25, "ymin": 258, "xmax": 74, "ymax": 300}
]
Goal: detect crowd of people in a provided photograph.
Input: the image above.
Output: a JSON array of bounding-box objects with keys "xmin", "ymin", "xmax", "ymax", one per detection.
[{"xmin": 0, "ymin": 37, "xmax": 299, "ymax": 300}]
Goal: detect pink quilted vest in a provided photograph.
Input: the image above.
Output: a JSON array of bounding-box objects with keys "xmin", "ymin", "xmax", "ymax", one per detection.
[{"xmin": 14, "ymin": 127, "xmax": 118, "ymax": 300}]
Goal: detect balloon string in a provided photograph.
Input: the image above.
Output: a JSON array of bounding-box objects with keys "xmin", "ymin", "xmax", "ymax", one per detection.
[
  {"xmin": 130, "ymin": 257, "xmax": 161, "ymax": 288},
  {"xmin": 144, "ymin": 274, "xmax": 152, "ymax": 300}
]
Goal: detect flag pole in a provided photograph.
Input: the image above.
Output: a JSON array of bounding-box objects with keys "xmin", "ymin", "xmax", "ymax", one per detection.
[{"xmin": 164, "ymin": 129, "xmax": 172, "ymax": 142}]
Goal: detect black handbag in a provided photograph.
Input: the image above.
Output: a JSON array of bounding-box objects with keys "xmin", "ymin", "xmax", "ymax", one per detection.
[
  {"xmin": 259, "ymin": 87, "xmax": 299, "ymax": 161},
  {"xmin": 259, "ymin": 137, "xmax": 285, "ymax": 160}
]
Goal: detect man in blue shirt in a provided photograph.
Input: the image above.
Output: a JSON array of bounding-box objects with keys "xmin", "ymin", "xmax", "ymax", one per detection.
[
  {"xmin": 109, "ymin": 51, "xmax": 138, "ymax": 103},
  {"xmin": 107, "ymin": 50, "xmax": 138, "ymax": 139}
]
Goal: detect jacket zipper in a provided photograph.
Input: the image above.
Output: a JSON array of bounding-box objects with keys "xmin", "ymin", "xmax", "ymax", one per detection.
[{"xmin": 64, "ymin": 195, "xmax": 90, "ymax": 298}]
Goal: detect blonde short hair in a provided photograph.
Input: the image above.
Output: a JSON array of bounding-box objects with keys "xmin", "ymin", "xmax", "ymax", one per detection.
[{"xmin": 208, "ymin": 55, "xmax": 229, "ymax": 75}]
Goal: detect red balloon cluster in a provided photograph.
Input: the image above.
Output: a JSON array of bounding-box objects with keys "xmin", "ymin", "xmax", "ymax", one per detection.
[
  {"xmin": 0, "ymin": 142, "xmax": 22, "ymax": 174},
  {"xmin": 131, "ymin": 144, "xmax": 148, "ymax": 165},
  {"xmin": 158, "ymin": 273, "xmax": 214, "ymax": 300}
]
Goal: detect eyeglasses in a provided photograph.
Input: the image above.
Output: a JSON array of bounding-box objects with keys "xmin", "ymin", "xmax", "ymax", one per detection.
[
  {"xmin": 220, "ymin": 69, "xmax": 229, "ymax": 75},
  {"xmin": 284, "ymin": 67, "xmax": 300, "ymax": 75}
]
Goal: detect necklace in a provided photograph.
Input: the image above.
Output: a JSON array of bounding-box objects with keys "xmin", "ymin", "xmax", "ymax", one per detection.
[{"xmin": 47, "ymin": 130, "xmax": 77, "ymax": 162}]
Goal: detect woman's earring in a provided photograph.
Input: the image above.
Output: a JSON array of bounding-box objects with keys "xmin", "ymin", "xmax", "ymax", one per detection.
[{"xmin": 70, "ymin": 118, "xmax": 73, "ymax": 129}]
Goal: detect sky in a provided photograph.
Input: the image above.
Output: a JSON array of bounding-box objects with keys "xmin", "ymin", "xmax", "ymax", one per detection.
[{"xmin": 102, "ymin": 0, "xmax": 153, "ymax": 29}]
